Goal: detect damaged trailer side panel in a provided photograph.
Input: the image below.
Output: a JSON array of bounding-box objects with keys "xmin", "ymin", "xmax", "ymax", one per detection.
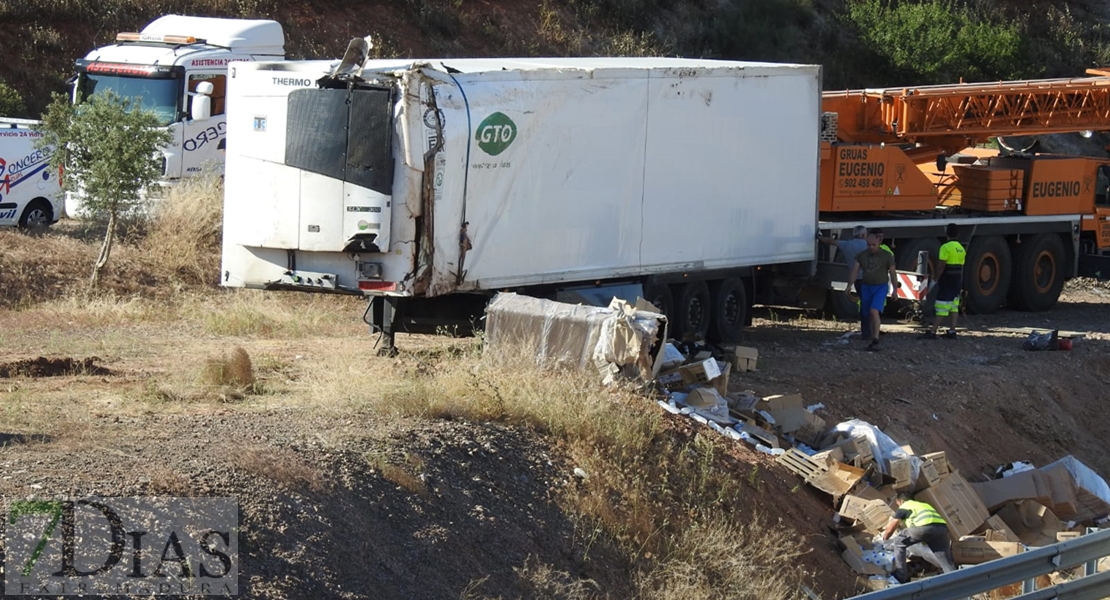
[{"xmin": 220, "ymin": 57, "xmax": 820, "ymax": 343}]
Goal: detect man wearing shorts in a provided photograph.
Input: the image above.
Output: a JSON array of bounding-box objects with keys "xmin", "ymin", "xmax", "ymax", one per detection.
[
  {"xmin": 921, "ymin": 223, "xmax": 965, "ymax": 340},
  {"xmin": 846, "ymin": 234, "xmax": 899, "ymax": 351}
]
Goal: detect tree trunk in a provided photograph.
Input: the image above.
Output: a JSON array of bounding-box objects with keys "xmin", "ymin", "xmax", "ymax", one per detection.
[{"xmin": 90, "ymin": 211, "xmax": 117, "ymax": 289}]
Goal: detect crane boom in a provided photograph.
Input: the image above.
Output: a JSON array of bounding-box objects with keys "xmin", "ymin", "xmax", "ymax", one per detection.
[{"xmin": 824, "ymin": 69, "xmax": 1110, "ymax": 156}]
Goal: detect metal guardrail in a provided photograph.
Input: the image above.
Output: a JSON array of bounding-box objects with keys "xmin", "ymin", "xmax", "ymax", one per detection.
[{"xmin": 851, "ymin": 527, "xmax": 1110, "ymax": 600}]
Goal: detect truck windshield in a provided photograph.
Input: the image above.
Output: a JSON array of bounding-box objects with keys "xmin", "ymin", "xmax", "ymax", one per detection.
[{"xmin": 81, "ymin": 73, "xmax": 180, "ymax": 126}]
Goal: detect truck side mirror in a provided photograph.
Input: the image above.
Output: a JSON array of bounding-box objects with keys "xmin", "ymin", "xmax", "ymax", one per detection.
[{"xmin": 190, "ymin": 81, "xmax": 214, "ymax": 121}]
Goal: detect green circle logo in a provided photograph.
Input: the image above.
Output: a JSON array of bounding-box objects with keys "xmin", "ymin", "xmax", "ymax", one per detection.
[{"xmin": 475, "ymin": 112, "xmax": 517, "ymax": 156}]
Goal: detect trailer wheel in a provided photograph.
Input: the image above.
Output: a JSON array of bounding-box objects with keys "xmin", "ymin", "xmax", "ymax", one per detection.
[
  {"xmin": 642, "ymin": 283, "xmax": 674, "ymax": 327},
  {"xmin": 826, "ymin": 287, "xmax": 859, "ymax": 322},
  {"xmin": 964, "ymin": 235, "xmax": 1012, "ymax": 314},
  {"xmin": 675, "ymin": 281, "xmax": 711, "ymax": 341},
  {"xmin": 708, "ymin": 278, "xmax": 747, "ymax": 344},
  {"xmin": 18, "ymin": 200, "xmax": 52, "ymax": 230},
  {"xmin": 1009, "ymin": 233, "xmax": 1066, "ymax": 311}
]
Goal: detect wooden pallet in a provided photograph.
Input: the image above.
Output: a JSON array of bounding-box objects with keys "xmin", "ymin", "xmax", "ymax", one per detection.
[{"xmin": 777, "ymin": 448, "xmax": 826, "ymax": 480}]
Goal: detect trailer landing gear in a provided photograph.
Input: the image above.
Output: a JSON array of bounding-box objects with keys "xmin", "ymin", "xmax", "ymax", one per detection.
[{"xmin": 364, "ymin": 297, "xmax": 399, "ymax": 357}]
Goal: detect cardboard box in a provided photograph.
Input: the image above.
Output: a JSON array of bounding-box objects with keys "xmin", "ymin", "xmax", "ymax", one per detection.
[
  {"xmin": 1057, "ymin": 531, "xmax": 1082, "ymax": 543},
  {"xmin": 971, "ymin": 470, "xmax": 1053, "ymax": 511},
  {"xmin": 756, "ymin": 394, "xmax": 808, "ymax": 434},
  {"xmin": 922, "ymin": 451, "xmax": 949, "ymax": 475},
  {"xmin": 916, "ymin": 472, "xmax": 990, "ymax": 538},
  {"xmin": 823, "ymin": 433, "xmax": 874, "ymax": 467},
  {"xmin": 915, "ymin": 458, "xmax": 942, "ymax": 490},
  {"xmin": 657, "ymin": 358, "xmax": 722, "ymax": 390},
  {"xmin": 951, "ymin": 537, "xmax": 1025, "ymax": 564},
  {"xmin": 727, "ymin": 346, "xmax": 759, "ymax": 372},
  {"xmin": 1041, "ymin": 464, "xmax": 1079, "ymax": 519},
  {"xmin": 839, "ymin": 495, "xmax": 895, "ymax": 533},
  {"xmin": 660, "ymin": 343, "xmax": 685, "ymax": 370},
  {"xmin": 712, "ymin": 360, "xmax": 731, "ymax": 396},
  {"xmin": 812, "ymin": 446, "xmax": 845, "ymax": 465},
  {"xmin": 792, "ymin": 411, "xmax": 828, "ymax": 448},
  {"xmin": 888, "ymin": 457, "xmax": 914, "ymax": 491},
  {"xmin": 978, "ymin": 515, "xmax": 1019, "ymax": 542},
  {"xmin": 841, "ymin": 535, "xmax": 887, "ymax": 575}
]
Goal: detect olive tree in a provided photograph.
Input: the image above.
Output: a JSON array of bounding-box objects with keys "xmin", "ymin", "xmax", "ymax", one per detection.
[{"xmin": 38, "ymin": 91, "xmax": 171, "ymax": 288}]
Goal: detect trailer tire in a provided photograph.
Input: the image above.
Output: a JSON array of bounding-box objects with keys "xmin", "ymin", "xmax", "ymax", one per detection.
[
  {"xmin": 826, "ymin": 287, "xmax": 859, "ymax": 322},
  {"xmin": 1009, "ymin": 233, "xmax": 1066, "ymax": 312},
  {"xmin": 708, "ymin": 278, "xmax": 747, "ymax": 344},
  {"xmin": 964, "ymin": 235, "xmax": 1012, "ymax": 314},
  {"xmin": 18, "ymin": 200, "xmax": 52, "ymax": 230},
  {"xmin": 675, "ymin": 281, "xmax": 711, "ymax": 341},
  {"xmin": 642, "ymin": 283, "xmax": 675, "ymax": 328}
]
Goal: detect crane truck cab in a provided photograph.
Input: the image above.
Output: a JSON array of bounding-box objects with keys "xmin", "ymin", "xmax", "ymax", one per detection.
[{"xmin": 66, "ymin": 15, "xmax": 285, "ymax": 216}]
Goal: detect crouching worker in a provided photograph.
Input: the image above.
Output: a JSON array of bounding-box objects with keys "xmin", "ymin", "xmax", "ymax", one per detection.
[{"xmin": 879, "ymin": 494, "xmax": 956, "ymax": 583}]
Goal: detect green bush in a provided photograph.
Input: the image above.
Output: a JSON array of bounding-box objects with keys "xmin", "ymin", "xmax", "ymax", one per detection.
[
  {"xmin": 846, "ymin": 0, "xmax": 1023, "ymax": 84},
  {"xmin": 0, "ymin": 80, "xmax": 26, "ymax": 117}
]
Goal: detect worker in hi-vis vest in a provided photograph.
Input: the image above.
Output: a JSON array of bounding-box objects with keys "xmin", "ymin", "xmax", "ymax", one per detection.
[
  {"xmin": 921, "ymin": 223, "xmax": 967, "ymax": 340},
  {"xmin": 879, "ymin": 494, "xmax": 956, "ymax": 583}
]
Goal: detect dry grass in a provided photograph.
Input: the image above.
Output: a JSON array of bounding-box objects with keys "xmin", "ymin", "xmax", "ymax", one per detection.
[
  {"xmin": 200, "ymin": 346, "xmax": 256, "ymax": 389},
  {"xmin": 365, "ymin": 451, "xmax": 429, "ymax": 498},
  {"xmin": 140, "ymin": 172, "xmax": 224, "ymax": 286},
  {"xmin": 233, "ymin": 445, "xmax": 326, "ymax": 493},
  {"xmin": 356, "ymin": 345, "xmax": 808, "ymax": 598}
]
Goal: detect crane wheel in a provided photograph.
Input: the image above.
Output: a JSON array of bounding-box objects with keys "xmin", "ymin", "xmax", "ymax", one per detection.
[
  {"xmin": 708, "ymin": 278, "xmax": 747, "ymax": 344},
  {"xmin": 1009, "ymin": 234, "xmax": 1066, "ymax": 312},
  {"xmin": 963, "ymin": 235, "xmax": 1012, "ymax": 314}
]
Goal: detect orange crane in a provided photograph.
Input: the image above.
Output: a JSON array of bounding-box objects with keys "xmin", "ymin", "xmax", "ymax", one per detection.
[{"xmin": 814, "ymin": 69, "xmax": 1110, "ymax": 315}]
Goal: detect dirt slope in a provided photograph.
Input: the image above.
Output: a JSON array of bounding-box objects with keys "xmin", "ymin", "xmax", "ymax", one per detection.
[{"xmin": 1, "ymin": 280, "xmax": 1107, "ymax": 598}]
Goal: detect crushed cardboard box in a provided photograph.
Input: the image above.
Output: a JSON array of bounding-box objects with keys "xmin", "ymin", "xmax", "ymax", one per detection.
[
  {"xmin": 996, "ymin": 501, "xmax": 1063, "ymax": 547},
  {"xmin": 484, "ymin": 293, "xmax": 667, "ymax": 382},
  {"xmin": 951, "ymin": 536, "xmax": 1025, "ymax": 565},
  {"xmin": 657, "ymin": 357, "xmax": 722, "ymax": 391}
]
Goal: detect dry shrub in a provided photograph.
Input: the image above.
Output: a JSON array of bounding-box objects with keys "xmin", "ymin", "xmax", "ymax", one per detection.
[
  {"xmin": 141, "ymin": 173, "xmax": 224, "ymax": 286},
  {"xmin": 365, "ymin": 451, "xmax": 428, "ymax": 497},
  {"xmin": 234, "ymin": 445, "xmax": 326, "ymax": 492},
  {"xmin": 147, "ymin": 465, "xmax": 194, "ymax": 496},
  {"xmin": 201, "ymin": 346, "xmax": 256, "ymax": 389},
  {"xmin": 462, "ymin": 555, "xmax": 602, "ymax": 599},
  {"xmin": 636, "ymin": 516, "xmax": 807, "ymax": 600}
]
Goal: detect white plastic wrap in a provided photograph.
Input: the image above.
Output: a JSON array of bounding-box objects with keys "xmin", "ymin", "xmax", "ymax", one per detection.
[{"xmin": 831, "ymin": 419, "xmax": 921, "ymax": 481}]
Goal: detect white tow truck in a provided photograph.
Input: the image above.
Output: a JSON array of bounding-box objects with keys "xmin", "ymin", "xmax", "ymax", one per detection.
[
  {"xmin": 0, "ymin": 118, "xmax": 62, "ymax": 228},
  {"xmin": 64, "ymin": 14, "xmax": 286, "ymax": 216}
]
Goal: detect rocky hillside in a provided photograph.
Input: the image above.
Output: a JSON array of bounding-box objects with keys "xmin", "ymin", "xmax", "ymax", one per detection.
[{"xmin": 3, "ymin": 0, "xmax": 1110, "ymax": 118}]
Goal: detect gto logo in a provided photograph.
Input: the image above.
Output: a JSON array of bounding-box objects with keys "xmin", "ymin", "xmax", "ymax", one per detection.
[{"xmin": 475, "ymin": 112, "xmax": 516, "ymax": 156}]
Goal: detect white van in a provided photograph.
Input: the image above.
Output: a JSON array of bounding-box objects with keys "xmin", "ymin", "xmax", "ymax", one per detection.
[{"xmin": 0, "ymin": 118, "xmax": 62, "ymax": 228}]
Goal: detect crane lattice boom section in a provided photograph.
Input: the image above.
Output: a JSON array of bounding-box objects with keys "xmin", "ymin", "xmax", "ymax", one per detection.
[{"xmin": 824, "ymin": 72, "xmax": 1110, "ymax": 150}]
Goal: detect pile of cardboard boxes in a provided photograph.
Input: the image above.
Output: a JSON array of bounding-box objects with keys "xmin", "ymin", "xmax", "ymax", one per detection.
[{"xmin": 653, "ymin": 343, "xmax": 1110, "ymax": 590}]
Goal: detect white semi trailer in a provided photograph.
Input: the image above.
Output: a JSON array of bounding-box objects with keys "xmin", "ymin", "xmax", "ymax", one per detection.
[{"xmin": 220, "ymin": 54, "xmax": 822, "ymax": 351}]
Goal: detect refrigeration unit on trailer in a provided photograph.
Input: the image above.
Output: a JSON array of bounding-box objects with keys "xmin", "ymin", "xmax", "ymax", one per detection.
[{"xmin": 221, "ymin": 52, "xmax": 822, "ymax": 350}]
